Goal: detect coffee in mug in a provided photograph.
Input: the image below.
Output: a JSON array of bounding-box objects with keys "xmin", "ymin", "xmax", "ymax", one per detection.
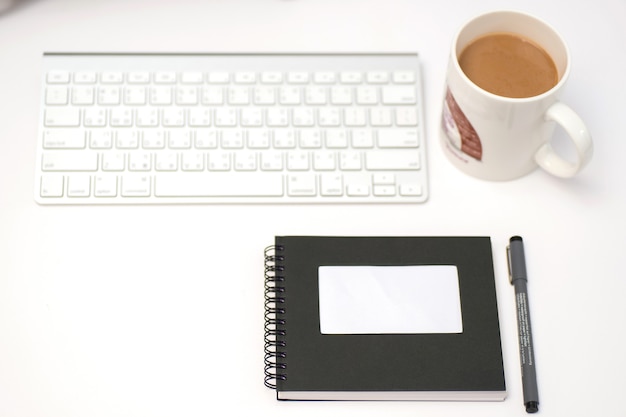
[
  {"xmin": 459, "ymin": 33, "xmax": 558, "ymax": 98},
  {"xmin": 441, "ymin": 11, "xmax": 593, "ymax": 180}
]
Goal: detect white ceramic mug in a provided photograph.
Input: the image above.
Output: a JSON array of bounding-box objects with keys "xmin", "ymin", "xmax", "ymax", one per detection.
[{"xmin": 441, "ymin": 10, "xmax": 593, "ymax": 181}]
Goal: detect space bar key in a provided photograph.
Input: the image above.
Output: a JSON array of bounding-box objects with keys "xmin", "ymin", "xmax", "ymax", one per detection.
[{"xmin": 155, "ymin": 173, "xmax": 284, "ymax": 197}]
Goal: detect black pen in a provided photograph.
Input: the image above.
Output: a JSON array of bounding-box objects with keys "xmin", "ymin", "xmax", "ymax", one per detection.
[{"xmin": 507, "ymin": 236, "xmax": 539, "ymax": 413}]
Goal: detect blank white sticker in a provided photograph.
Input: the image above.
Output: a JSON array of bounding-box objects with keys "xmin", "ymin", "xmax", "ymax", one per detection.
[{"xmin": 318, "ymin": 265, "xmax": 463, "ymax": 334}]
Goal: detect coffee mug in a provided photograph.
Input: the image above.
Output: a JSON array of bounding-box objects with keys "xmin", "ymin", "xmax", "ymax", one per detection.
[{"xmin": 441, "ymin": 10, "xmax": 593, "ymax": 180}]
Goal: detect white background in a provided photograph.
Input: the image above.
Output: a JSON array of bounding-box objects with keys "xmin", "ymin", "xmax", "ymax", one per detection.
[{"xmin": 1, "ymin": 0, "xmax": 624, "ymax": 416}]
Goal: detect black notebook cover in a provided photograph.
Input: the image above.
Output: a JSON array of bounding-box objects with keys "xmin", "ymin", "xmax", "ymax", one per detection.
[{"xmin": 263, "ymin": 236, "xmax": 506, "ymax": 401}]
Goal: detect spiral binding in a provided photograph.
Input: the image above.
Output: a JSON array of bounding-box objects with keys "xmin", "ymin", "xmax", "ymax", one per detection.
[{"xmin": 263, "ymin": 245, "xmax": 287, "ymax": 389}]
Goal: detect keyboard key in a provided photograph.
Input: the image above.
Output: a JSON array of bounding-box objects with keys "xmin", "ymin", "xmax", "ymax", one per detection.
[
  {"xmin": 43, "ymin": 130, "xmax": 85, "ymax": 149},
  {"xmin": 162, "ymin": 108, "xmax": 185, "ymax": 127},
  {"xmin": 351, "ymin": 129, "xmax": 374, "ymax": 148},
  {"xmin": 101, "ymin": 72, "xmax": 123, "ymax": 84},
  {"xmin": 369, "ymin": 108, "xmax": 392, "ymax": 126},
  {"xmin": 46, "ymin": 87, "xmax": 69, "ymax": 105},
  {"xmin": 340, "ymin": 72, "xmax": 362, "ymax": 84},
  {"xmin": 287, "ymin": 72, "xmax": 309, "ymax": 84},
  {"xmin": 274, "ymin": 130, "xmax": 296, "ymax": 148},
  {"xmin": 344, "ymin": 107, "xmax": 367, "ymax": 126},
  {"xmin": 182, "ymin": 153, "xmax": 204, "ymax": 171},
  {"xmin": 365, "ymin": 150, "xmax": 421, "ymax": 170},
  {"xmin": 222, "ymin": 130, "xmax": 244, "ymax": 149},
  {"xmin": 399, "ymin": 183, "xmax": 423, "ymax": 196},
  {"xmin": 98, "ymin": 86, "xmax": 121, "ymax": 105},
  {"xmin": 330, "ymin": 86, "xmax": 352, "ymax": 104},
  {"xmin": 74, "ymin": 72, "xmax": 97, "ymax": 84},
  {"xmin": 346, "ymin": 183, "xmax": 369, "ymax": 197},
  {"xmin": 287, "ymin": 174, "xmax": 316, "ymax": 196},
  {"xmin": 110, "ymin": 108, "xmax": 133, "ymax": 127},
  {"xmin": 72, "ymin": 86, "xmax": 95, "ymax": 105},
  {"xmin": 287, "ymin": 151, "xmax": 310, "ymax": 171},
  {"xmin": 42, "ymin": 152, "xmax": 98, "ymax": 171},
  {"xmin": 129, "ymin": 153, "xmax": 151, "ymax": 171},
  {"xmin": 377, "ymin": 130, "xmax": 419, "ymax": 148},
  {"xmin": 208, "ymin": 152, "xmax": 231, "ymax": 171},
  {"xmin": 313, "ymin": 152, "xmax": 336, "ymax": 171},
  {"xmin": 395, "ymin": 108, "xmax": 419, "ymax": 126},
  {"xmin": 261, "ymin": 72, "xmax": 283, "ymax": 84},
  {"xmin": 90, "ymin": 130, "xmax": 113, "ymax": 149},
  {"xmin": 101, "ymin": 153, "xmax": 125, "ymax": 171},
  {"xmin": 121, "ymin": 175, "xmax": 151, "ymax": 196},
  {"xmin": 266, "ymin": 108, "xmax": 289, "ymax": 127},
  {"xmin": 155, "ymin": 153, "xmax": 178, "ymax": 171},
  {"xmin": 40, "ymin": 175, "xmax": 64, "ymax": 197},
  {"xmin": 293, "ymin": 108, "xmax": 315, "ymax": 127},
  {"xmin": 214, "ymin": 108, "xmax": 237, "ymax": 126},
  {"xmin": 154, "ymin": 71, "xmax": 177, "ymax": 84},
  {"xmin": 150, "ymin": 86, "xmax": 173, "ymax": 105},
  {"xmin": 136, "ymin": 108, "xmax": 159, "ymax": 127},
  {"xmin": 261, "ymin": 152, "xmax": 283, "ymax": 171},
  {"xmin": 314, "ymin": 72, "xmax": 336, "ymax": 84},
  {"xmin": 254, "ymin": 86, "xmax": 276, "ymax": 105},
  {"xmin": 67, "ymin": 175, "xmax": 91, "ymax": 197},
  {"xmin": 229, "ymin": 86, "xmax": 250, "ymax": 105},
  {"xmin": 142, "ymin": 130, "xmax": 165, "ymax": 149},
  {"xmin": 373, "ymin": 185, "xmax": 396, "ymax": 196},
  {"xmin": 392, "ymin": 71, "xmax": 416, "ymax": 83},
  {"xmin": 234, "ymin": 152, "xmax": 258, "ymax": 171},
  {"xmin": 248, "ymin": 130, "xmax": 270, "ymax": 149},
  {"xmin": 202, "ymin": 87, "xmax": 224, "ymax": 105},
  {"xmin": 326, "ymin": 130, "xmax": 348, "ymax": 148},
  {"xmin": 318, "ymin": 108, "xmax": 340, "ymax": 126},
  {"xmin": 176, "ymin": 86, "xmax": 199, "ymax": 105},
  {"xmin": 381, "ymin": 86, "xmax": 417, "ymax": 104},
  {"xmin": 155, "ymin": 173, "xmax": 284, "ymax": 197},
  {"xmin": 169, "ymin": 131, "xmax": 192, "ymax": 149},
  {"xmin": 94, "ymin": 175, "xmax": 118, "ymax": 197},
  {"xmin": 208, "ymin": 72, "xmax": 229, "ymax": 84},
  {"xmin": 181, "ymin": 72, "xmax": 203, "ymax": 84},
  {"xmin": 320, "ymin": 174, "xmax": 343, "ymax": 196},
  {"xmin": 366, "ymin": 71, "xmax": 389, "ymax": 84},
  {"xmin": 124, "ymin": 86, "xmax": 147, "ymax": 105},
  {"xmin": 373, "ymin": 173, "xmax": 395, "ymax": 185},
  {"xmin": 47, "ymin": 71, "xmax": 70, "ymax": 84},
  {"xmin": 304, "ymin": 86, "xmax": 327, "ymax": 105},
  {"xmin": 188, "ymin": 108, "xmax": 211, "ymax": 127},
  {"xmin": 279, "ymin": 86, "xmax": 301, "ymax": 105},
  {"xmin": 44, "ymin": 108, "xmax": 80, "ymax": 127},
  {"xmin": 235, "ymin": 72, "xmax": 256, "ymax": 84},
  {"xmin": 127, "ymin": 72, "xmax": 150, "ymax": 84},
  {"xmin": 195, "ymin": 130, "xmax": 218, "ymax": 149},
  {"xmin": 117, "ymin": 131, "xmax": 139, "ymax": 148},
  {"xmin": 356, "ymin": 86, "xmax": 378, "ymax": 104},
  {"xmin": 339, "ymin": 151, "xmax": 362, "ymax": 170},
  {"xmin": 241, "ymin": 108, "xmax": 263, "ymax": 127}
]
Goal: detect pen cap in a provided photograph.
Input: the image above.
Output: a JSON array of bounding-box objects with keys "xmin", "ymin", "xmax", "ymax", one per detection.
[{"xmin": 507, "ymin": 236, "xmax": 528, "ymax": 282}]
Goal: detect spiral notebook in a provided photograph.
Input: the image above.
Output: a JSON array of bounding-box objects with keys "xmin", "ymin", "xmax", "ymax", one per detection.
[{"xmin": 263, "ymin": 236, "xmax": 506, "ymax": 401}]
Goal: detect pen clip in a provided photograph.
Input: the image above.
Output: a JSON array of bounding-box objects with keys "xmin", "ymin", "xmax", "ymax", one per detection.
[{"xmin": 506, "ymin": 245, "xmax": 513, "ymax": 284}]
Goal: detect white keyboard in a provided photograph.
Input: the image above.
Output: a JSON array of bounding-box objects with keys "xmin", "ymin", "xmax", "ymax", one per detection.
[{"xmin": 35, "ymin": 53, "xmax": 428, "ymax": 204}]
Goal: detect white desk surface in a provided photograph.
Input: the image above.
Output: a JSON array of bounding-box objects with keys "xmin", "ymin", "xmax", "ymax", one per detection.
[{"xmin": 1, "ymin": 0, "xmax": 624, "ymax": 416}]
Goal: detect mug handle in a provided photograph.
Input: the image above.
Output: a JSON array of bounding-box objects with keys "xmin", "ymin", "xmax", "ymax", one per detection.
[{"xmin": 534, "ymin": 102, "xmax": 593, "ymax": 178}]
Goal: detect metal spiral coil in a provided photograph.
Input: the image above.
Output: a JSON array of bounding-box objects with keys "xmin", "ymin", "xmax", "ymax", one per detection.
[{"xmin": 263, "ymin": 245, "xmax": 286, "ymax": 389}]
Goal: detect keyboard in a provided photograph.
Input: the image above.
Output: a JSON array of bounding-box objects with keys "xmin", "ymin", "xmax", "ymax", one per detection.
[{"xmin": 35, "ymin": 53, "xmax": 428, "ymax": 204}]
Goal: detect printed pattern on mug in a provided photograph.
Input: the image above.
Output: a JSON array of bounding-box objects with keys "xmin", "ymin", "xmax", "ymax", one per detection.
[{"xmin": 442, "ymin": 88, "xmax": 482, "ymax": 161}]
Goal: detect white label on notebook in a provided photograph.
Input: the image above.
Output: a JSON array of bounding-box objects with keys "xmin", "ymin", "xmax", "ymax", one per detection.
[{"xmin": 318, "ymin": 265, "xmax": 463, "ymax": 334}]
